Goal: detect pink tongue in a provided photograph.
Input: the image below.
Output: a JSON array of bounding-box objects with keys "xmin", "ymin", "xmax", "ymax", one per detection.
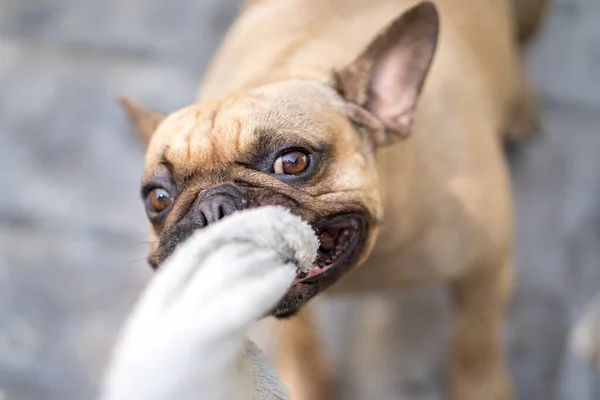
[
  {"xmin": 293, "ymin": 228, "xmax": 342, "ymax": 284},
  {"xmin": 293, "ymin": 263, "xmax": 334, "ymax": 284}
]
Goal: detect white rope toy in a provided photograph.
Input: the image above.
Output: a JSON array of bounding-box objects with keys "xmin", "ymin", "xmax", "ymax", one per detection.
[{"xmin": 100, "ymin": 206, "xmax": 318, "ymax": 400}]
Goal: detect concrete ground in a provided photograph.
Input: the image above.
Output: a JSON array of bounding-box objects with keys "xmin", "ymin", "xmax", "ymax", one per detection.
[{"xmin": 0, "ymin": 0, "xmax": 598, "ymax": 399}]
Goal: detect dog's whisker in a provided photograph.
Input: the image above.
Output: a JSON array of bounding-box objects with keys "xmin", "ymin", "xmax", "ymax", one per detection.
[{"xmin": 119, "ymin": 258, "xmax": 149, "ymax": 266}]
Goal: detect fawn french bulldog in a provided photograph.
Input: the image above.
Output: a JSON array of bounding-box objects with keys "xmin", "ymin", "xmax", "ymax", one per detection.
[{"xmin": 121, "ymin": 0, "xmax": 547, "ymax": 398}]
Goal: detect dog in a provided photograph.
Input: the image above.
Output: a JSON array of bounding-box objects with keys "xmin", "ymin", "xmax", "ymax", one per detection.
[
  {"xmin": 120, "ymin": 0, "xmax": 547, "ymax": 398},
  {"xmin": 100, "ymin": 206, "xmax": 318, "ymax": 400}
]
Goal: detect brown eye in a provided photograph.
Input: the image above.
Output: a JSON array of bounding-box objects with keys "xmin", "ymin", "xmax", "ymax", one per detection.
[
  {"xmin": 274, "ymin": 151, "xmax": 309, "ymax": 175},
  {"xmin": 147, "ymin": 188, "xmax": 172, "ymax": 213}
]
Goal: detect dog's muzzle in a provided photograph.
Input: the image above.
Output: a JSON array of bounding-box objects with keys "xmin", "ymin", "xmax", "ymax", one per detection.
[
  {"xmin": 153, "ymin": 183, "xmax": 249, "ymax": 267},
  {"xmin": 194, "ymin": 183, "xmax": 248, "ymax": 226}
]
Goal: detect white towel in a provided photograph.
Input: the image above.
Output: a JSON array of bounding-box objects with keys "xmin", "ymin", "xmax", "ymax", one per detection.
[{"xmin": 100, "ymin": 206, "xmax": 318, "ymax": 400}]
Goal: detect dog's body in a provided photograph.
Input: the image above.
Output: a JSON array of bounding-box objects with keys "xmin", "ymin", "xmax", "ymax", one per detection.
[
  {"xmin": 121, "ymin": 1, "xmax": 546, "ymax": 398},
  {"xmin": 101, "ymin": 207, "xmax": 318, "ymax": 400}
]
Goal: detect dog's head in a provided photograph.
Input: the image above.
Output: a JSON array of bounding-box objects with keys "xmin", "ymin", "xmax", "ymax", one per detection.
[{"xmin": 121, "ymin": 3, "xmax": 438, "ymax": 317}]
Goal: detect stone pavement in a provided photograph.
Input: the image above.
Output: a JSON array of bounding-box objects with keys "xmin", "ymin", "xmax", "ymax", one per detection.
[{"xmin": 0, "ymin": 0, "xmax": 598, "ymax": 399}]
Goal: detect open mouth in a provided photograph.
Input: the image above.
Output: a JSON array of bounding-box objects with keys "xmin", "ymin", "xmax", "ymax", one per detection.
[
  {"xmin": 293, "ymin": 214, "xmax": 364, "ymax": 285},
  {"xmin": 152, "ymin": 204, "xmax": 368, "ymax": 318},
  {"xmin": 270, "ymin": 212, "xmax": 366, "ymax": 318}
]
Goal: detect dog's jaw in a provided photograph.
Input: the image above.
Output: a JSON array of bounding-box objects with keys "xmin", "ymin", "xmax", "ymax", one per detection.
[
  {"xmin": 271, "ymin": 213, "xmax": 368, "ymax": 317},
  {"xmin": 150, "ymin": 209, "xmax": 369, "ymax": 318}
]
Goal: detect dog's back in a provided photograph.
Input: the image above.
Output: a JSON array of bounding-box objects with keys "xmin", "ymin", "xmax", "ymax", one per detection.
[{"xmin": 200, "ymin": 0, "xmax": 532, "ymax": 104}]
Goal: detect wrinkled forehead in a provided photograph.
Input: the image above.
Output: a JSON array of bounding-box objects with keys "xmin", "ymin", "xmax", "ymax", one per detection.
[{"xmin": 145, "ymin": 81, "xmax": 348, "ymax": 175}]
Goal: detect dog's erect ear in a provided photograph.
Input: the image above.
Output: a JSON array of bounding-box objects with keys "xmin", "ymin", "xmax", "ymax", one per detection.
[
  {"xmin": 119, "ymin": 97, "xmax": 165, "ymax": 146},
  {"xmin": 333, "ymin": 2, "xmax": 439, "ymax": 146}
]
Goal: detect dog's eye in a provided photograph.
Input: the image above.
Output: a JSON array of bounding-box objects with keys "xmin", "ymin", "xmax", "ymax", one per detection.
[
  {"xmin": 274, "ymin": 151, "xmax": 310, "ymax": 175},
  {"xmin": 147, "ymin": 188, "xmax": 173, "ymax": 213}
]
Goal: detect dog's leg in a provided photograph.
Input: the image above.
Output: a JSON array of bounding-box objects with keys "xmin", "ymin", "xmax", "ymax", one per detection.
[
  {"xmin": 275, "ymin": 307, "xmax": 334, "ymax": 400},
  {"xmin": 450, "ymin": 258, "xmax": 514, "ymax": 400}
]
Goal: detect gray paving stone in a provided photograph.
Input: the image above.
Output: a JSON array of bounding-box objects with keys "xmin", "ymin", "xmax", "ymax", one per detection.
[
  {"xmin": 0, "ymin": 225, "xmax": 151, "ymax": 400},
  {"xmin": 527, "ymin": 0, "xmax": 600, "ymax": 107},
  {"xmin": 0, "ymin": 0, "xmax": 244, "ymax": 72},
  {"xmin": 0, "ymin": 38, "xmax": 198, "ymax": 236},
  {"xmin": 0, "ymin": 37, "xmax": 200, "ymax": 400}
]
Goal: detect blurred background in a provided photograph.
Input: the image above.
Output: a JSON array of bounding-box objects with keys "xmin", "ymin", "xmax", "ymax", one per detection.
[{"xmin": 0, "ymin": 0, "xmax": 599, "ymax": 399}]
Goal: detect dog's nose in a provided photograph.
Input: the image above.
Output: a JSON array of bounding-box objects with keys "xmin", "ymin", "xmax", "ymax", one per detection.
[{"xmin": 196, "ymin": 184, "xmax": 247, "ymax": 225}]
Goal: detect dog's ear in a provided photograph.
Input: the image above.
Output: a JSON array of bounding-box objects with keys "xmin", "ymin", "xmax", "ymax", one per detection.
[
  {"xmin": 333, "ymin": 2, "xmax": 439, "ymax": 146},
  {"xmin": 119, "ymin": 97, "xmax": 165, "ymax": 146}
]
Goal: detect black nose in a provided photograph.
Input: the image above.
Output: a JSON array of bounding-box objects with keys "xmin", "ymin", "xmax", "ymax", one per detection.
[
  {"xmin": 154, "ymin": 183, "xmax": 248, "ymax": 267},
  {"xmin": 196, "ymin": 184, "xmax": 247, "ymax": 225}
]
